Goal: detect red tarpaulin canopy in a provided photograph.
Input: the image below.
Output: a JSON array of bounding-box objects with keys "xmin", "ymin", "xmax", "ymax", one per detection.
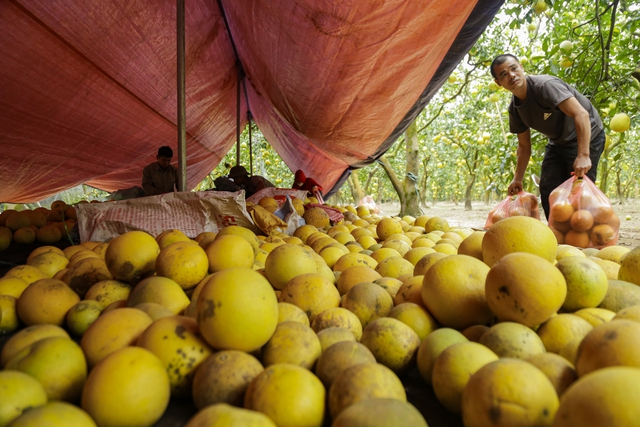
[{"xmin": 0, "ymin": 0, "xmax": 504, "ymax": 203}]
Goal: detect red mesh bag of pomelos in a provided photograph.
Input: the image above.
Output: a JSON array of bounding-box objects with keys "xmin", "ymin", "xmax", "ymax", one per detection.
[
  {"xmin": 484, "ymin": 191, "xmax": 540, "ymax": 229},
  {"xmin": 548, "ymin": 175, "xmax": 618, "ymax": 249}
]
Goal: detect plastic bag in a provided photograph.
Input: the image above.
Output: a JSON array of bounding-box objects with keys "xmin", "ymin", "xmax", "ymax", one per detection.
[
  {"xmin": 484, "ymin": 191, "xmax": 540, "ymax": 229},
  {"xmin": 357, "ymin": 195, "xmax": 380, "ymax": 214},
  {"xmin": 548, "ymin": 175, "xmax": 618, "ymax": 248}
]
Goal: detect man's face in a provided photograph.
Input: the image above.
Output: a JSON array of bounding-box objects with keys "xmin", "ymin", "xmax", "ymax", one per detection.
[
  {"xmin": 157, "ymin": 156, "xmax": 172, "ymax": 169},
  {"xmin": 493, "ymin": 57, "xmax": 525, "ymax": 92}
]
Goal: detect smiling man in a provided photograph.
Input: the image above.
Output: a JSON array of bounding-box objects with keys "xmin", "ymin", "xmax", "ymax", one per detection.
[{"xmin": 490, "ymin": 54, "xmax": 604, "ymax": 220}]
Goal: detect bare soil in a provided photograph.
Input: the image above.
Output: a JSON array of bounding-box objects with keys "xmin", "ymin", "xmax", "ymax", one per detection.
[{"xmin": 378, "ymin": 200, "xmax": 640, "ymax": 250}]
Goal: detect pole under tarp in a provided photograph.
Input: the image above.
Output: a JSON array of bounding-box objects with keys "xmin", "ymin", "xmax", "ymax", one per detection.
[{"xmin": 176, "ymin": 0, "xmax": 187, "ymax": 191}]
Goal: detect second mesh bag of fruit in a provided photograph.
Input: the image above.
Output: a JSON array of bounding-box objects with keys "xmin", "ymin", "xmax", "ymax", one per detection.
[
  {"xmin": 547, "ymin": 175, "xmax": 618, "ymax": 248},
  {"xmin": 484, "ymin": 191, "xmax": 540, "ymax": 229}
]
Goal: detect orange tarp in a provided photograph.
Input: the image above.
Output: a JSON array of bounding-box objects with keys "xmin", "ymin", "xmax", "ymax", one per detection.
[{"xmin": 0, "ymin": 0, "xmax": 504, "ymax": 203}]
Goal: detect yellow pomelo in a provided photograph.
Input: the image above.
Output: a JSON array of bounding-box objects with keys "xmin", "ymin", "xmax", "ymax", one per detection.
[
  {"xmin": 35, "ymin": 224, "xmax": 62, "ymax": 244},
  {"xmin": 355, "ymin": 235, "xmax": 377, "ymax": 250},
  {"xmin": 314, "ymin": 341, "xmax": 376, "ymax": 389},
  {"xmin": 205, "ymin": 234, "xmax": 254, "ymax": 273},
  {"xmin": 0, "ymin": 370, "xmax": 48, "ymax": 427},
  {"xmin": 5, "ymin": 211, "xmax": 31, "ymax": 232},
  {"xmin": 369, "ymin": 247, "xmax": 402, "ymax": 263},
  {"xmin": 67, "ymin": 249, "xmax": 100, "ymax": 267},
  {"xmin": 342, "ymin": 282, "xmax": 394, "ymax": 328},
  {"xmin": 432, "ymin": 242, "xmax": 458, "ymax": 254},
  {"xmin": 595, "ymin": 245, "xmax": 630, "ymax": 264},
  {"xmin": 416, "ymin": 327, "xmax": 469, "ymax": 384},
  {"xmin": 310, "ymin": 306, "xmax": 362, "ymax": 340},
  {"xmin": 598, "ymin": 279, "xmax": 640, "ymax": 312},
  {"xmin": 62, "ymin": 245, "xmax": 85, "ymax": 260},
  {"xmin": 333, "ymin": 252, "xmax": 378, "ymax": 272},
  {"xmin": 573, "ymin": 307, "xmax": 616, "ymax": 327},
  {"xmin": 155, "ymin": 241, "xmax": 208, "ymax": 291},
  {"xmin": 0, "ymin": 226, "xmax": 12, "ymax": 251},
  {"xmin": 552, "ymin": 366, "xmax": 640, "ymax": 426},
  {"xmin": 412, "ymin": 236, "xmax": 436, "ymax": 249},
  {"xmin": 458, "ymin": 231, "xmax": 485, "ymax": 261},
  {"xmin": 155, "ymin": 229, "xmax": 191, "ymax": 249},
  {"xmin": 13, "ymin": 227, "xmax": 36, "ymax": 244},
  {"xmin": 216, "ymin": 225, "xmax": 260, "ymax": 251},
  {"xmin": 65, "ymin": 300, "xmax": 104, "ymax": 337},
  {"xmin": 63, "ymin": 257, "xmax": 113, "ymax": 298},
  {"xmin": 575, "ymin": 319, "xmax": 640, "ymax": 377},
  {"xmin": 27, "ymin": 251, "xmax": 69, "ymax": 279},
  {"xmin": 185, "ymin": 403, "xmax": 276, "ymax": 427},
  {"xmin": 261, "ymin": 321, "xmax": 322, "ymax": 369},
  {"xmin": 482, "ymin": 216, "xmax": 558, "ymax": 267},
  {"xmin": 81, "ymin": 307, "xmax": 153, "ymax": 368},
  {"xmin": 105, "ymin": 230, "xmax": 160, "ymax": 284},
  {"xmin": 293, "ymin": 224, "xmax": 319, "ymax": 243},
  {"xmin": 332, "ymin": 399, "xmax": 428, "ymax": 427},
  {"xmin": 133, "ymin": 302, "xmax": 174, "ymax": 320},
  {"xmin": 403, "ymin": 247, "xmax": 436, "ymax": 266},
  {"xmin": 4, "ymin": 264, "xmax": 46, "ymax": 284},
  {"xmin": 360, "ymin": 317, "xmax": 421, "ymax": 374},
  {"xmin": 316, "ymin": 327, "xmax": 357, "ymax": 351},
  {"xmin": 413, "ymin": 251, "xmax": 448, "ymax": 276},
  {"xmin": 7, "ymin": 401, "xmax": 96, "ymax": 427},
  {"xmin": 191, "ymin": 350, "xmax": 263, "ymax": 409},
  {"xmin": 381, "ymin": 238, "xmax": 412, "ymax": 255},
  {"xmin": 613, "ymin": 304, "xmax": 640, "ymax": 322},
  {"xmin": 328, "ymin": 362, "xmax": 405, "ymax": 419},
  {"xmin": 525, "ymin": 352, "xmax": 577, "ymax": 397},
  {"xmin": 125, "ymin": 275, "xmax": 189, "ymax": 315},
  {"xmin": 536, "ymin": 314, "xmax": 593, "ymax": 355},
  {"xmin": 432, "ymin": 342, "xmax": 499, "ymax": 414},
  {"xmin": 264, "ymin": 244, "xmax": 317, "ymax": 290},
  {"xmin": 618, "ymin": 246, "xmax": 640, "ymax": 285},
  {"xmin": 5, "ymin": 336, "xmax": 87, "ymax": 402},
  {"xmin": 278, "ymin": 272, "xmax": 340, "ymax": 322},
  {"xmin": 0, "ymin": 324, "xmax": 69, "ymax": 368},
  {"xmin": 25, "ymin": 246, "xmax": 64, "ymax": 264},
  {"xmin": 277, "ymin": 301, "xmax": 310, "ymax": 326},
  {"xmin": 556, "ymin": 244, "xmax": 585, "ymax": 261},
  {"xmin": 393, "ymin": 276, "xmax": 425, "ymax": 307},
  {"xmin": 308, "ymin": 236, "xmax": 334, "ymax": 253},
  {"xmin": 197, "ymin": 268, "xmax": 278, "ymax": 352},
  {"xmin": 84, "ymin": 279, "xmax": 132, "ymax": 307},
  {"xmin": 374, "ymin": 256, "xmax": 414, "ymax": 281},
  {"xmin": 587, "ymin": 256, "xmax": 620, "ymax": 279},
  {"xmin": 462, "ymin": 358, "xmax": 559, "ymax": 427},
  {"xmin": 485, "ymin": 252, "xmax": 567, "ymax": 328},
  {"xmin": 480, "ymin": 321, "xmax": 546, "ymax": 359},
  {"xmin": 335, "ymin": 265, "xmax": 381, "ymax": 295},
  {"xmin": 375, "ymin": 218, "xmax": 403, "ymax": 241},
  {"xmin": 245, "ymin": 363, "xmax": 325, "ymax": 427},
  {"xmin": 319, "ymin": 245, "xmax": 348, "ymax": 268},
  {"xmin": 374, "ymin": 276, "xmax": 403, "ymax": 299},
  {"xmin": 16, "ymin": 278, "xmax": 80, "ymax": 326},
  {"xmin": 82, "ymin": 347, "xmax": 170, "ymax": 427},
  {"xmin": 422, "ymin": 254, "xmax": 493, "ymax": 330},
  {"xmin": 0, "ymin": 295, "xmax": 19, "ymax": 334},
  {"xmin": 424, "ymin": 216, "xmax": 450, "ymax": 233},
  {"xmin": 137, "ymin": 315, "xmax": 213, "ymax": 398},
  {"xmin": 387, "ymin": 302, "xmax": 437, "ymax": 341},
  {"xmin": 556, "ymin": 256, "xmax": 608, "ymax": 311},
  {"xmin": 609, "ymin": 112, "xmax": 631, "ymax": 132},
  {"xmin": 303, "ymin": 207, "xmax": 331, "ymax": 229}
]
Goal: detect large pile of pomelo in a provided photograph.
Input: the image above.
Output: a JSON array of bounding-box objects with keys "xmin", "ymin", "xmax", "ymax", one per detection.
[{"xmin": 2, "ymin": 201, "xmax": 640, "ymax": 427}]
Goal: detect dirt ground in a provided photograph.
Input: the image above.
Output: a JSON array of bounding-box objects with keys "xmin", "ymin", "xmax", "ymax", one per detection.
[{"xmin": 377, "ymin": 200, "xmax": 640, "ymax": 250}]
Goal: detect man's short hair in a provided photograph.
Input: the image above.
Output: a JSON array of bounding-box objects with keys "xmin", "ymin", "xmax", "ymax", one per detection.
[
  {"xmin": 157, "ymin": 146, "xmax": 173, "ymax": 158},
  {"xmin": 229, "ymin": 165, "xmax": 249, "ymax": 179},
  {"xmin": 490, "ymin": 54, "xmax": 520, "ymax": 79}
]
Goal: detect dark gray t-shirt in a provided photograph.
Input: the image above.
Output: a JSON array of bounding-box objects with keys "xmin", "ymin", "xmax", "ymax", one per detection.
[{"xmin": 508, "ymin": 75, "xmax": 603, "ymax": 145}]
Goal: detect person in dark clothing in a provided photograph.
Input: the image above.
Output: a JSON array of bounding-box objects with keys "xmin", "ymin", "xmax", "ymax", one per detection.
[
  {"xmin": 142, "ymin": 146, "xmax": 179, "ymax": 195},
  {"xmin": 490, "ymin": 54, "xmax": 604, "ymax": 220}
]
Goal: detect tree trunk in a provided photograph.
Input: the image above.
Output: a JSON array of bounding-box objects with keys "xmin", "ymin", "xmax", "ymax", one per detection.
[
  {"xmin": 464, "ymin": 173, "xmax": 476, "ymax": 210},
  {"xmin": 347, "ymin": 173, "xmax": 364, "ymax": 205},
  {"xmin": 377, "ymin": 156, "xmax": 403, "ymax": 215},
  {"xmin": 402, "ymin": 121, "xmax": 422, "ymax": 217}
]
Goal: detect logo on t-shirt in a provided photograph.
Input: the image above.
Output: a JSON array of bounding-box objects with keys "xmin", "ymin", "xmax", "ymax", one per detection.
[{"xmin": 544, "ymin": 113, "xmax": 552, "ymax": 120}]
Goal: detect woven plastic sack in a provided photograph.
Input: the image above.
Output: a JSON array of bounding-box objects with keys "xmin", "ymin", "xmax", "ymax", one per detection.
[
  {"xmin": 485, "ymin": 191, "xmax": 540, "ymax": 229},
  {"xmin": 547, "ymin": 175, "xmax": 618, "ymax": 248}
]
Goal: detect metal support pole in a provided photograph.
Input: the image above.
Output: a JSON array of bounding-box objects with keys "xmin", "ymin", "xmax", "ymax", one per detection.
[
  {"xmin": 177, "ymin": 0, "xmax": 187, "ymax": 191},
  {"xmin": 235, "ymin": 61, "xmax": 242, "ymax": 167}
]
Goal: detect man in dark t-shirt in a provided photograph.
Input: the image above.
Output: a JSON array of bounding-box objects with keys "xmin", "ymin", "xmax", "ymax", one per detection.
[
  {"xmin": 142, "ymin": 146, "xmax": 179, "ymax": 196},
  {"xmin": 490, "ymin": 54, "xmax": 604, "ymax": 220}
]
